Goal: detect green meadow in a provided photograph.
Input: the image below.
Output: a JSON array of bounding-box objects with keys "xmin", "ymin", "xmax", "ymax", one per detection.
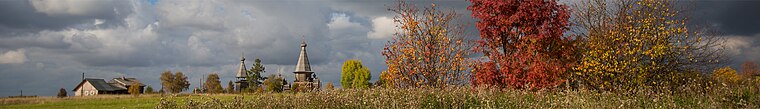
[{"xmin": 0, "ymin": 94, "xmax": 235, "ymax": 109}]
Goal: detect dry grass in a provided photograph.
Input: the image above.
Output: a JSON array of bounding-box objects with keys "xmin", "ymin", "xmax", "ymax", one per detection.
[
  {"xmin": 0, "ymin": 94, "xmax": 233, "ymax": 109},
  {"xmin": 2, "ymin": 84, "xmax": 756, "ymax": 109},
  {"xmin": 156, "ymin": 85, "xmax": 759, "ymax": 109},
  {"xmin": 1, "ymin": 95, "xmax": 148, "ymax": 105}
]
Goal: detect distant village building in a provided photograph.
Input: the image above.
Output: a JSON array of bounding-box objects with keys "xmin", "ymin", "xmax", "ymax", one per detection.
[{"xmin": 72, "ymin": 77, "xmax": 145, "ymax": 96}]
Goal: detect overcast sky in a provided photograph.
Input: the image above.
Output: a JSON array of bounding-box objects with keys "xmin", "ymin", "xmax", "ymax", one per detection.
[{"xmin": 0, "ymin": 0, "xmax": 757, "ymax": 97}]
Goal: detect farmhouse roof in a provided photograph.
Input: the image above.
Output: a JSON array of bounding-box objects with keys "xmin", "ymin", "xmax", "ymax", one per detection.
[
  {"xmin": 111, "ymin": 77, "xmax": 146, "ymax": 86},
  {"xmin": 72, "ymin": 78, "xmax": 125, "ymax": 91}
]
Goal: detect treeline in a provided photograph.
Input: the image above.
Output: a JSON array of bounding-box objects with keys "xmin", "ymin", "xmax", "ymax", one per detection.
[
  {"xmin": 132, "ymin": 58, "xmax": 286, "ymax": 95},
  {"xmin": 194, "ymin": 58, "xmax": 288, "ymax": 94}
]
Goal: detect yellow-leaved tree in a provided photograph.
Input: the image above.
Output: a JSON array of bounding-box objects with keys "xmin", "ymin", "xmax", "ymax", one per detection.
[
  {"xmin": 571, "ymin": 0, "xmax": 725, "ymax": 92},
  {"xmin": 711, "ymin": 67, "xmax": 740, "ymax": 86}
]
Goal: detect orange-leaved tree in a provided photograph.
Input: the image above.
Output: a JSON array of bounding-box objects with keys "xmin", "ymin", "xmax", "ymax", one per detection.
[
  {"xmin": 382, "ymin": 1, "xmax": 471, "ymax": 88},
  {"xmin": 468, "ymin": 0, "xmax": 575, "ymax": 89}
]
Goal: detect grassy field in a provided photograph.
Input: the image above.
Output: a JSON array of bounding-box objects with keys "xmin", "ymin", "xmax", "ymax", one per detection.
[
  {"xmin": 2, "ymin": 87, "xmax": 758, "ymax": 109},
  {"xmin": 151, "ymin": 87, "xmax": 758, "ymax": 108},
  {"xmin": 0, "ymin": 94, "xmax": 236, "ymax": 109}
]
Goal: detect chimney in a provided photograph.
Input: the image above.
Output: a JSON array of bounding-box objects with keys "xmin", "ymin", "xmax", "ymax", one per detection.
[{"xmin": 82, "ymin": 72, "xmax": 85, "ymax": 80}]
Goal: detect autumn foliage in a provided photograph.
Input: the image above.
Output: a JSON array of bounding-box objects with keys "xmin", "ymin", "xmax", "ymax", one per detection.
[
  {"xmin": 468, "ymin": 0, "xmax": 575, "ymax": 89},
  {"xmin": 711, "ymin": 67, "xmax": 741, "ymax": 85},
  {"xmin": 129, "ymin": 81, "xmax": 142, "ymax": 96},
  {"xmin": 382, "ymin": 1, "xmax": 471, "ymax": 88},
  {"xmin": 741, "ymin": 61, "xmax": 760, "ymax": 77},
  {"xmin": 341, "ymin": 59, "xmax": 371, "ymax": 89},
  {"xmin": 570, "ymin": 0, "xmax": 725, "ymax": 91},
  {"xmin": 203, "ymin": 73, "xmax": 224, "ymax": 94},
  {"xmin": 160, "ymin": 71, "xmax": 190, "ymax": 94}
]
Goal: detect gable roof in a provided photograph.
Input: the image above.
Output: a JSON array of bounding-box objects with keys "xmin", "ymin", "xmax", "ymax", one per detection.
[
  {"xmin": 72, "ymin": 78, "xmax": 125, "ymax": 91},
  {"xmin": 109, "ymin": 83, "xmax": 128, "ymax": 90},
  {"xmin": 111, "ymin": 77, "xmax": 146, "ymax": 86}
]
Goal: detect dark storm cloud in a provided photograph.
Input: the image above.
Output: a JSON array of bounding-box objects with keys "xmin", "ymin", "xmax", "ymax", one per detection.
[
  {"xmin": 0, "ymin": 1, "xmax": 77, "ymax": 33},
  {"xmin": 0, "ymin": 0, "xmax": 131, "ymax": 36},
  {"xmin": 687, "ymin": 1, "xmax": 760, "ymax": 68},
  {"xmin": 0, "ymin": 0, "xmax": 475, "ymax": 97},
  {"xmin": 0, "ymin": 33, "xmax": 71, "ymax": 49},
  {"xmin": 0, "ymin": 0, "xmax": 477, "ymax": 96},
  {"xmin": 693, "ymin": 1, "xmax": 760, "ymax": 36}
]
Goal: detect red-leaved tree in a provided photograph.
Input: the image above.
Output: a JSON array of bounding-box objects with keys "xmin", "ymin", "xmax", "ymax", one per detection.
[{"xmin": 468, "ymin": 0, "xmax": 575, "ymax": 89}]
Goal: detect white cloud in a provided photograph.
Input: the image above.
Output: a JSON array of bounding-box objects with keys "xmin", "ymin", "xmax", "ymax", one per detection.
[
  {"xmin": 327, "ymin": 13, "xmax": 364, "ymax": 31},
  {"xmin": 94, "ymin": 19, "xmax": 105, "ymax": 26},
  {"xmin": 367, "ymin": 17, "xmax": 396, "ymax": 39},
  {"xmin": 327, "ymin": 13, "xmax": 370, "ymax": 40},
  {"xmin": 29, "ymin": 0, "xmax": 123, "ymax": 16},
  {"xmin": 723, "ymin": 36, "xmax": 752, "ymax": 55},
  {"xmin": 0, "ymin": 49, "xmax": 28, "ymax": 64}
]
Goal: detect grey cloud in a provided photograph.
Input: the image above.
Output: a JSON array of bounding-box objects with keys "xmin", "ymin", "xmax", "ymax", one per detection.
[
  {"xmin": 0, "ymin": 31, "xmax": 71, "ymax": 50},
  {"xmin": 722, "ymin": 35, "xmax": 760, "ymax": 67},
  {"xmin": 0, "ymin": 0, "xmax": 477, "ymax": 96},
  {"xmin": 688, "ymin": 1, "xmax": 760, "ymax": 69},
  {"xmin": 694, "ymin": 1, "xmax": 760, "ymax": 36},
  {"xmin": 0, "ymin": 0, "xmax": 132, "ymax": 35}
]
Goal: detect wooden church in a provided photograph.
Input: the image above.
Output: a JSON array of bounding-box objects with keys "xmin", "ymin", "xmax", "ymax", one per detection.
[{"xmin": 234, "ymin": 40, "xmax": 321, "ymax": 92}]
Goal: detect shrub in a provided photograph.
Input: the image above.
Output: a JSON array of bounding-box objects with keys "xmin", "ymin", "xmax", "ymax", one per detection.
[
  {"xmin": 57, "ymin": 88, "xmax": 67, "ymax": 98},
  {"xmin": 291, "ymin": 83, "xmax": 301, "ymax": 93},
  {"xmin": 145, "ymin": 85, "xmax": 154, "ymax": 94},
  {"xmin": 324, "ymin": 82, "xmax": 334, "ymax": 91},
  {"xmin": 263, "ymin": 74, "xmax": 283, "ymax": 92},
  {"xmin": 129, "ymin": 81, "xmax": 142, "ymax": 96},
  {"xmin": 712, "ymin": 67, "xmax": 741, "ymax": 86}
]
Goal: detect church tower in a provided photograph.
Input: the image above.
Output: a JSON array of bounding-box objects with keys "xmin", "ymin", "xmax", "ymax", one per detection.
[
  {"xmin": 293, "ymin": 40, "xmax": 320, "ymax": 90},
  {"xmin": 234, "ymin": 55, "xmax": 248, "ymax": 92}
]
